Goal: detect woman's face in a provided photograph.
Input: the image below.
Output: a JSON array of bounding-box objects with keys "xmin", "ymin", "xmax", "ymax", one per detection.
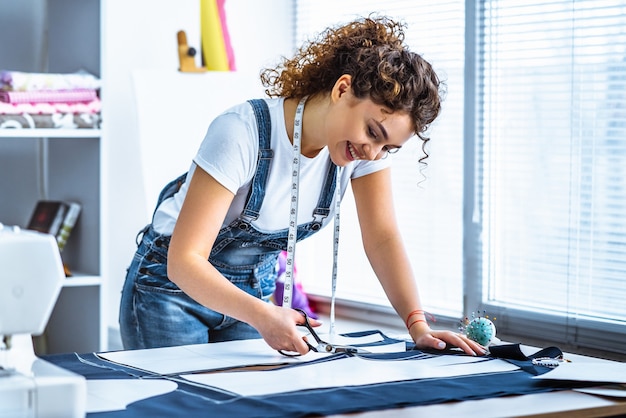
[{"xmin": 325, "ymin": 83, "xmax": 414, "ymax": 167}]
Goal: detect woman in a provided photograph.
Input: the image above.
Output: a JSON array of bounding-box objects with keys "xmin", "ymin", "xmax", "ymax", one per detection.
[{"xmin": 120, "ymin": 15, "xmax": 485, "ymax": 356}]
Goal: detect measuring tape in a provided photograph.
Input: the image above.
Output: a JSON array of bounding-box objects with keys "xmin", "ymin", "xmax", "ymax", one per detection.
[
  {"xmin": 329, "ymin": 174, "xmax": 341, "ymax": 339},
  {"xmin": 282, "ymin": 96, "xmax": 342, "ymax": 340},
  {"xmin": 282, "ymin": 96, "xmax": 306, "ymax": 309}
]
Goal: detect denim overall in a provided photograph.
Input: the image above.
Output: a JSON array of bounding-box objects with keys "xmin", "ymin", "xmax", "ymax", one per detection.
[{"xmin": 119, "ymin": 99, "xmax": 337, "ymax": 349}]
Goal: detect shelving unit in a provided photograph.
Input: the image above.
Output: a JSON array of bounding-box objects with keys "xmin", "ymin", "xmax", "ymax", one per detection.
[{"xmin": 0, "ymin": 0, "xmax": 106, "ymax": 354}]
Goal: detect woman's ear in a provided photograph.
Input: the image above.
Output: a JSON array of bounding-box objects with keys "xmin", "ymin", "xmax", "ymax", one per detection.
[{"xmin": 331, "ymin": 74, "xmax": 352, "ymax": 102}]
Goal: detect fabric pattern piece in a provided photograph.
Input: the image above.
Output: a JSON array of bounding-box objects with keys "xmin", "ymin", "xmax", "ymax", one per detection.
[{"xmin": 44, "ymin": 339, "xmax": 599, "ymax": 418}]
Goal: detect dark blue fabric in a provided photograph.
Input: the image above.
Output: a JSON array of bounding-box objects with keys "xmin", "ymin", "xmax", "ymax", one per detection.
[{"xmin": 44, "ymin": 334, "xmax": 599, "ymax": 418}]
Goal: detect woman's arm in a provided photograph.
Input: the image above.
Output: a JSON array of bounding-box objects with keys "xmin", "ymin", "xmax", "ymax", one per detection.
[
  {"xmin": 351, "ymin": 168, "xmax": 485, "ymax": 355},
  {"xmin": 167, "ymin": 167, "xmax": 314, "ymax": 354}
]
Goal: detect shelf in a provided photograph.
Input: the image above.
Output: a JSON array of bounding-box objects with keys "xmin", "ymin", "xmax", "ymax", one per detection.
[
  {"xmin": 62, "ymin": 274, "xmax": 103, "ymax": 287},
  {"xmin": 0, "ymin": 0, "xmax": 107, "ymax": 354},
  {"xmin": 0, "ymin": 128, "xmax": 101, "ymax": 138}
]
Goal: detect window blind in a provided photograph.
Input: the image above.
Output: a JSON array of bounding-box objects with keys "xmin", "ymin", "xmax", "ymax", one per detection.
[
  {"xmin": 294, "ymin": 1, "xmax": 466, "ymax": 318},
  {"xmin": 476, "ymin": 0, "xmax": 626, "ymax": 352}
]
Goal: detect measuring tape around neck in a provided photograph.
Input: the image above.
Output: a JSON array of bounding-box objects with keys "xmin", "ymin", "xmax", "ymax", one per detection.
[
  {"xmin": 329, "ymin": 171, "xmax": 341, "ymax": 339},
  {"xmin": 282, "ymin": 96, "xmax": 342, "ymax": 339},
  {"xmin": 282, "ymin": 97, "xmax": 307, "ymax": 309}
]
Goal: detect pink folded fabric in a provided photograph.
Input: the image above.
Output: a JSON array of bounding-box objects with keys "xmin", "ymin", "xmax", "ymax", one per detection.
[
  {"xmin": 0, "ymin": 98, "xmax": 101, "ymax": 115},
  {"xmin": 0, "ymin": 89, "xmax": 98, "ymax": 104}
]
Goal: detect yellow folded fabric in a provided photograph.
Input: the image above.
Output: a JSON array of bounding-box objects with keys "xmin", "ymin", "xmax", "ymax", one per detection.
[{"xmin": 200, "ymin": 0, "xmax": 230, "ymax": 71}]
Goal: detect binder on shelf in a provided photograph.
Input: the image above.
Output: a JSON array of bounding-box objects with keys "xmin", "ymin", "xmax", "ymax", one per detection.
[
  {"xmin": 27, "ymin": 200, "xmax": 82, "ymax": 276},
  {"xmin": 27, "ymin": 200, "xmax": 69, "ymax": 238}
]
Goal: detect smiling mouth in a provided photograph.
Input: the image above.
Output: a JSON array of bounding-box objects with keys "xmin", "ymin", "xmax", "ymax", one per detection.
[{"xmin": 347, "ymin": 142, "xmax": 361, "ymax": 160}]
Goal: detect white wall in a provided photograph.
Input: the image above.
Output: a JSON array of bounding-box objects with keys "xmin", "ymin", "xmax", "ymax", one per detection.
[
  {"xmin": 101, "ymin": 0, "xmax": 294, "ymax": 331},
  {"xmin": 0, "ymin": 0, "xmax": 47, "ymax": 72}
]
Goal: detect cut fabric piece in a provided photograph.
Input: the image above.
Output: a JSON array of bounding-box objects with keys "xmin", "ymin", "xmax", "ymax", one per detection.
[
  {"xmin": 182, "ymin": 354, "xmax": 519, "ymax": 397},
  {"xmin": 97, "ymin": 330, "xmax": 405, "ymax": 376},
  {"xmin": 45, "ymin": 349, "xmax": 600, "ymax": 418}
]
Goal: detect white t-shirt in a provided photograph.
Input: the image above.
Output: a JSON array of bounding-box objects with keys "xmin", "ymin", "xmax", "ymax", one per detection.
[{"xmin": 152, "ymin": 98, "xmax": 390, "ymax": 235}]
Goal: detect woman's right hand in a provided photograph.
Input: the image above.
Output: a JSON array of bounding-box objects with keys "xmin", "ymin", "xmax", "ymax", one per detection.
[{"xmin": 253, "ymin": 305, "xmax": 322, "ymax": 355}]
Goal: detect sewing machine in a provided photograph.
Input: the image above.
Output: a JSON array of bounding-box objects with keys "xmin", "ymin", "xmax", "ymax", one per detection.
[{"xmin": 0, "ymin": 224, "xmax": 86, "ymax": 418}]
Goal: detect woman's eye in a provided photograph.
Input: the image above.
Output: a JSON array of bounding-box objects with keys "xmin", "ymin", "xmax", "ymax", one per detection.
[{"xmin": 368, "ymin": 127, "xmax": 378, "ymax": 139}]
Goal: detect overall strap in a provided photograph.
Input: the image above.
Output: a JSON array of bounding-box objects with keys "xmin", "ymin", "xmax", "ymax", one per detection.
[
  {"xmin": 242, "ymin": 99, "xmax": 274, "ymax": 220},
  {"xmin": 310, "ymin": 162, "xmax": 338, "ymax": 230},
  {"xmin": 151, "ymin": 172, "xmax": 188, "ymax": 221}
]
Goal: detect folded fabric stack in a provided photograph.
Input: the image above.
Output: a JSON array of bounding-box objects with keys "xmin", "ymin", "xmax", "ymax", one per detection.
[{"xmin": 0, "ymin": 70, "xmax": 101, "ymax": 129}]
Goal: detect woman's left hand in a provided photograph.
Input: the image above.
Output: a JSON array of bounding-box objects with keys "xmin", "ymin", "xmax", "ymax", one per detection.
[{"xmin": 410, "ymin": 322, "xmax": 487, "ymax": 356}]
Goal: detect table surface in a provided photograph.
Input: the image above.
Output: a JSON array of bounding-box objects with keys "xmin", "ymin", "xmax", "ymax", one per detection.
[
  {"xmin": 327, "ymin": 346, "xmax": 626, "ymax": 418},
  {"xmin": 329, "ymin": 390, "xmax": 626, "ymax": 418},
  {"xmin": 99, "ymin": 320, "xmax": 626, "ymax": 417}
]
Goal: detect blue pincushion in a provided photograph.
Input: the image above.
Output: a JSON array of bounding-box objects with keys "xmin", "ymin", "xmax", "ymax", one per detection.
[
  {"xmin": 465, "ymin": 317, "xmax": 496, "ymax": 346},
  {"xmin": 459, "ymin": 313, "xmax": 497, "ymax": 346}
]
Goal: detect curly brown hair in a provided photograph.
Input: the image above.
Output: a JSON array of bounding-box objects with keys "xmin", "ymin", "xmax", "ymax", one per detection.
[{"xmin": 260, "ymin": 16, "xmax": 443, "ymax": 147}]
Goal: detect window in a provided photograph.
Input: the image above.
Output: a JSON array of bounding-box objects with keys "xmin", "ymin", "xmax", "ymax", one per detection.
[
  {"xmin": 474, "ymin": 0, "xmax": 626, "ymax": 353},
  {"xmin": 294, "ymin": 1, "xmax": 466, "ymax": 319},
  {"xmin": 295, "ymin": 0, "xmax": 626, "ymax": 356}
]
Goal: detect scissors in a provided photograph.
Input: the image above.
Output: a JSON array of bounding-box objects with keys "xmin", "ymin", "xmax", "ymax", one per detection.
[{"xmin": 278, "ymin": 308, "xmax": 369, "ymax": 357}]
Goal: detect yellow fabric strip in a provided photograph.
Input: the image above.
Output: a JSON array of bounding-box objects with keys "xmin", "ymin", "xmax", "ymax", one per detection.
[{"xmin": 200, "ymin": 0, "xmax": 229, "ymax": 71}]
